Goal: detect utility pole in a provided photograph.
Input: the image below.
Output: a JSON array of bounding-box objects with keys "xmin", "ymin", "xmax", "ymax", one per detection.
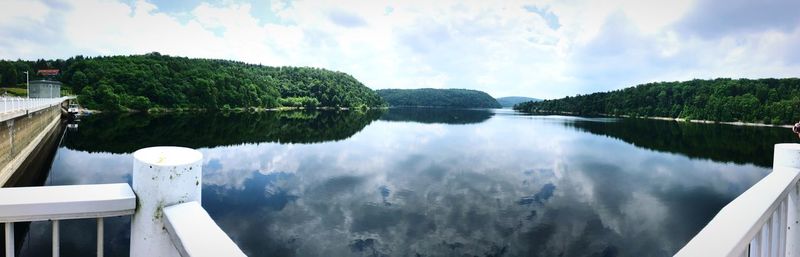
[{"xmin": 23, "ymin": 71, "xmax": 29, "ymax": 98}]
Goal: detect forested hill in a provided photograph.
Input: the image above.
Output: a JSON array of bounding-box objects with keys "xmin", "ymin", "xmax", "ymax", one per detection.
[
  {"xmin": 513, "ymin": 78, "xmax": 800, "ymax": 125},
  {"xmin": 496, "ymin": 96, "xmax": 541, "ymax": 107},
  {"xmin": 0, "ymin": 53, "xmax": 385, "ymax": 111},
  {"xmin": 376, "ymin": 88, "xmax": 501, "ymax": 108}
]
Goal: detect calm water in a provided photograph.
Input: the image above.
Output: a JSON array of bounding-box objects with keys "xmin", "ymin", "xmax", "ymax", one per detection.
[{"xmin": 16, "ymin": 108, "xmax": 798, "ymax": 257}]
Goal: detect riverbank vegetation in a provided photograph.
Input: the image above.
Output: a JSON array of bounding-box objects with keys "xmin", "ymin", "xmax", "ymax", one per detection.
[
  {"xmin": 376, "ymin": 88, "xmax": 501, "ymax": 108},
  {"xmin": 1, "ymin": 53, "xmax": 385, "ymax": 111},
  {"xmin": 514, "ymin": 78, "xmax": 800, "ymax": 125}
]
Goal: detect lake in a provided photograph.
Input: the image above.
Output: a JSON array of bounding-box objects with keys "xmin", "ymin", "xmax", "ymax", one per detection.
[{"xmin": 16, "ymin": 108, "xmax": 797, "ymax": 257}]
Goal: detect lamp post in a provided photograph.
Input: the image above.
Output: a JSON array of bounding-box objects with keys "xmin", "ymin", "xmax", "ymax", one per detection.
[{"xmin": 23, "ymin": 71, "xmax": 29, "ymax": 98}]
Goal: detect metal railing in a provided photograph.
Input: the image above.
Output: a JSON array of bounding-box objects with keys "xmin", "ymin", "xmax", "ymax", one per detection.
[
  {"xmin": 676, "ymin": 143, "xmax": 800, "ymax": 257},
  {"xmin": 0, "ymin": 97, "xmax": 68, "ymax": 115}
]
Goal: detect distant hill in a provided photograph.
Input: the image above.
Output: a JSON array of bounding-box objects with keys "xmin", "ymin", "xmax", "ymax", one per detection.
[
  {"xmin": 514, "ymin": 78, "xmax": 800, "ymax": 125},
  {"xmin": 0, "ymin": 53, "xmax": 386, "ymax": 111},
  {"xmin": 376, "ymin": 88, "xmax": 501, "ymax": 108},
  {"xmin": 496, "ymin": 96, "xmax": 541, "ymax": 107}
]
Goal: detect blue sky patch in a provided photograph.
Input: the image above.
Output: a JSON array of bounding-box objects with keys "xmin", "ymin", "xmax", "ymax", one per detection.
[{"xmin": 523, "ymin": 5, "xmax": 561, "ymax": 30}]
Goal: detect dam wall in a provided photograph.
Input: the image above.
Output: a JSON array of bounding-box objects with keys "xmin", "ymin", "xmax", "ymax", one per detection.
[{"xmin": 0, "ymin": 105, "xmax": 64, "ymax": 186}]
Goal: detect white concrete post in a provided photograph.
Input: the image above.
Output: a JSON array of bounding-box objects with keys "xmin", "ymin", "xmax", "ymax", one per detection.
[
  {"xmin": 130, "ymin": 147, "xmax": 203, "ymax": 257},
  {"xmin": 775, "ymin": 144, "xmax": 800, "ymax": 257}
]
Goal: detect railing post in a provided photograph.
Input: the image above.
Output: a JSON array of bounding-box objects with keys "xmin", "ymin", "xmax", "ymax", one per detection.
[
  {"xmin": 130, "ymin": 147, "xmax": 203, "ymax": 257},
  {"xmin": 97, "ymin": 218, "xmax": 103, "ymax": 257},
  {"xmin": 52, "ymin": 220, "xmax": 59, "ymax": 257},
  {"xmin": 789, "ymin": 183, "xmax": 800, "ymax": 257},
  {"xmin": 4, "ymin": 222, "xmax": 12, "ymax": 257},
  {"xmin": 776, "ymin": 144, "xmax": 800, "ymax": 257}
]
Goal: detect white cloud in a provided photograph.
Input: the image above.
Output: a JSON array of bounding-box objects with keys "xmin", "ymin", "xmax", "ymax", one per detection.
[
  {"xmin": 62, "ymin": 0, "xmax": 226, "ymax": 58},
  {"xmin": 0, "ymin": 0, "xmax": 50, "ymax": 24},
  {"xmin": 0, "ymin": 0, "xmax": 798, "ymax": 99}
]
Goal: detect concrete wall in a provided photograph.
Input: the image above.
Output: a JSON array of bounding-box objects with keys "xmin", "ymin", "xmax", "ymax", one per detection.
[{"xmin": 0, "ymin": 106, "xmax": 62, "ymax": 186}]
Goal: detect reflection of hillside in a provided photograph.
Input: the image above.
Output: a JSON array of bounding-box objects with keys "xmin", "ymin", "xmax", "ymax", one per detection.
[
  {"xmin": 565, "ymin": 118, "xmax": 795, "ymax": 167},
  {"xmin": 379, "ymin": 107, "xmax": 493, "ymax": 124},
  {"xmin": 64, "ymin": 110, "xmax": 383, "ymax": 153}
]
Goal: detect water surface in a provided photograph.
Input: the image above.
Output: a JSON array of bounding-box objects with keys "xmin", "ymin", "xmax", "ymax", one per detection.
[{"xmin": 18, "ymin": 108, "xmax": 795, "ymax": 257}]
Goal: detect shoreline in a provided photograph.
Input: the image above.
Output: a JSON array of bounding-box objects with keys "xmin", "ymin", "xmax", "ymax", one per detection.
[
  {"xmin": 81, "ymin": 105, "xmax": 388, "ymax": 114},
  {"xmin": 628, "ymin": 115, "xmax": 793, "ymax": 128},
  {"xmin": 516, "ymin": 110, "xmax": 794, "ymax": 128}
]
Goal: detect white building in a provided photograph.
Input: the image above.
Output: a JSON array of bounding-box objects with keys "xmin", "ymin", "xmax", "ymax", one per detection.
[{"xmin": 29, "ymin": 80, "xmax": 61, "ymax": 98}]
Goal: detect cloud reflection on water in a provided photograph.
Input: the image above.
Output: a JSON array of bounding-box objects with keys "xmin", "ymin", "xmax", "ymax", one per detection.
[
  {"xmin": 195, "ymin": 118, "xmax": 767, "ymax": 256},
  {"xmin": 38, "ymin": 113, "xmax": 769, "ymax": 257}
]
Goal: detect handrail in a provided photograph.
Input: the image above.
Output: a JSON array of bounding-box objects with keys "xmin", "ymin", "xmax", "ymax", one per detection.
[
  {"xmin": 674, "ymin": 167, "xmax": 800, "ymax": 256},
  {"xmin": 0, "ymin": 183, "xmax": 135, "ymax": 222},
  {"xmin": 164, "ymin": 202, "xmax": 247, "ymax": 257},
  {"xmin": 0, "ymin": 97, "xmax": 70, "ymax": 116},
  {"xmin": 0, "ymin": 183, "xmax": 136, "ymax": 257},
  {"xmin": 676, "ymin": 143, "xmax": 800, "ymax": 257}
]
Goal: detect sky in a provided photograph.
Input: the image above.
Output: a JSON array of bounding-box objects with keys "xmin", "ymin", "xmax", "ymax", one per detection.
[{"xmin": 0, "ymin": 0, "xmax": 799, "ymax": 99}]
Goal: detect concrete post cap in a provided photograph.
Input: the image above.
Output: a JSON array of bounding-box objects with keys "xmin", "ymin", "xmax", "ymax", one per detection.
[{"xmin": 133, "ymin": 146, "xmax": 202, "ymax": 167}]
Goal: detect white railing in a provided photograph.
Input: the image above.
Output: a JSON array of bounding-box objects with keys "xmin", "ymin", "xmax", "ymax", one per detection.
[
  {"xmin": 0, "ymin": 147, "xmax": 246, "ymax": 257},
  {"xmin": 164, "ymin": 202, "xmax": 246, "ymax": 257},
  {"xmin": 676, "ymin": 143, "xmax": 800, "ymax": 257},
  {"xmin": 0, "ymin": 97, "xmax": 68, "ymax": 115},
  {"xmin": 0, "ymin": 183, "xmax": 136, "ymax": 257}
]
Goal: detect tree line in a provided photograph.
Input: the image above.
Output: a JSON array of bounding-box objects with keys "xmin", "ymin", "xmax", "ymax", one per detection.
[
  {"xmin": 1, "ymin": 53, "xmax": 386, "ymax": 111},
  {"xmin": 514, "ymin": 78, "xmax": 800, "ymax": 125},
  {"xmin": 0, "ymin": 58, "xmax": 72, "ymax": 87},
  {"xmin": 376, "ymin": 88, "xmax": 501, "ymax": 108}
]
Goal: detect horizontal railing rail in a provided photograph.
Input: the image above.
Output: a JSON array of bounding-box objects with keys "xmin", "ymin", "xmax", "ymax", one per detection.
[
  {"xmin": 164, "ymin": 202, "xmax": 247, "ymax": 257},
  {"xmin": 0, "ymin": 183, "xmax": 136, "ymax": 257},
  {"xmin": 676, "ymin": 143, "xmax": 800, "ymax": 257},
  {"xmin": 0, "ymin": 97, "xmax": 70, "ymax": 115}
]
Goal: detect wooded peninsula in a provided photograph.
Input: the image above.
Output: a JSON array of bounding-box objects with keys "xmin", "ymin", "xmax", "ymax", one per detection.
[
  {"xmin": 377, "ymin": 88, "xmax": 501, "ymax": 108},
  {"xmin": 514, "ymin": 78, "xmax": 800, "ymax": 125},
  {"xmin": 0, "ymin": 53, "xmax": 385, "ymax": 111}
]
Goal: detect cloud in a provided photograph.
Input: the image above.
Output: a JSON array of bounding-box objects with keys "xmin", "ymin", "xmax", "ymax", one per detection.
[
  {"xmin": 562, "ymin": 0, "xmax": 800, "ymax": 93},
  {"xmin": 566, "ymin": 12, "xmax": 685, "ymax": 91},
  {"xmin": 0, "ymin": 0, "xmax": 65, "ymax": 58},
  {"xmin": 0, "ymin": 0, "xmax": 798, "ymax": 99},
  {"xmin": 677, "ymin": 0, "xmax": 800, "ymax": 39},
  {"xmin": 328, "ymin": 9, "xmax": 367, "ymax": 28},
  {"xmin": 523, "ymin": 5, "xmax": 560, "ymax": 30}
]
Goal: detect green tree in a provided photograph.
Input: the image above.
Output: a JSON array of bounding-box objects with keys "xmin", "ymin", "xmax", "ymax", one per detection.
[
  {"xmin": 16, "ymin": 53, "xmax": 389, "ymax": 111},
  {"xmin": 128, "ymin": 96, "xmax": 152, "ymax": 111},
  {"xmin": 71, "ymin": 71, "xmax": 88, "ymax": 88},
  {"xmin": 376, "ymin": 88, "xmax": 501, "ymax": 108},
  {"xmin": 95, "ymin": 84, "xmax": 122, "ymax": 111},
  {"xmin": 0, "ymin": 62, "xmax": 18, "ymax": 87},
  {"xmin": 514, "ymin": 78, "xmax": 800, "ymax": 125}
]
